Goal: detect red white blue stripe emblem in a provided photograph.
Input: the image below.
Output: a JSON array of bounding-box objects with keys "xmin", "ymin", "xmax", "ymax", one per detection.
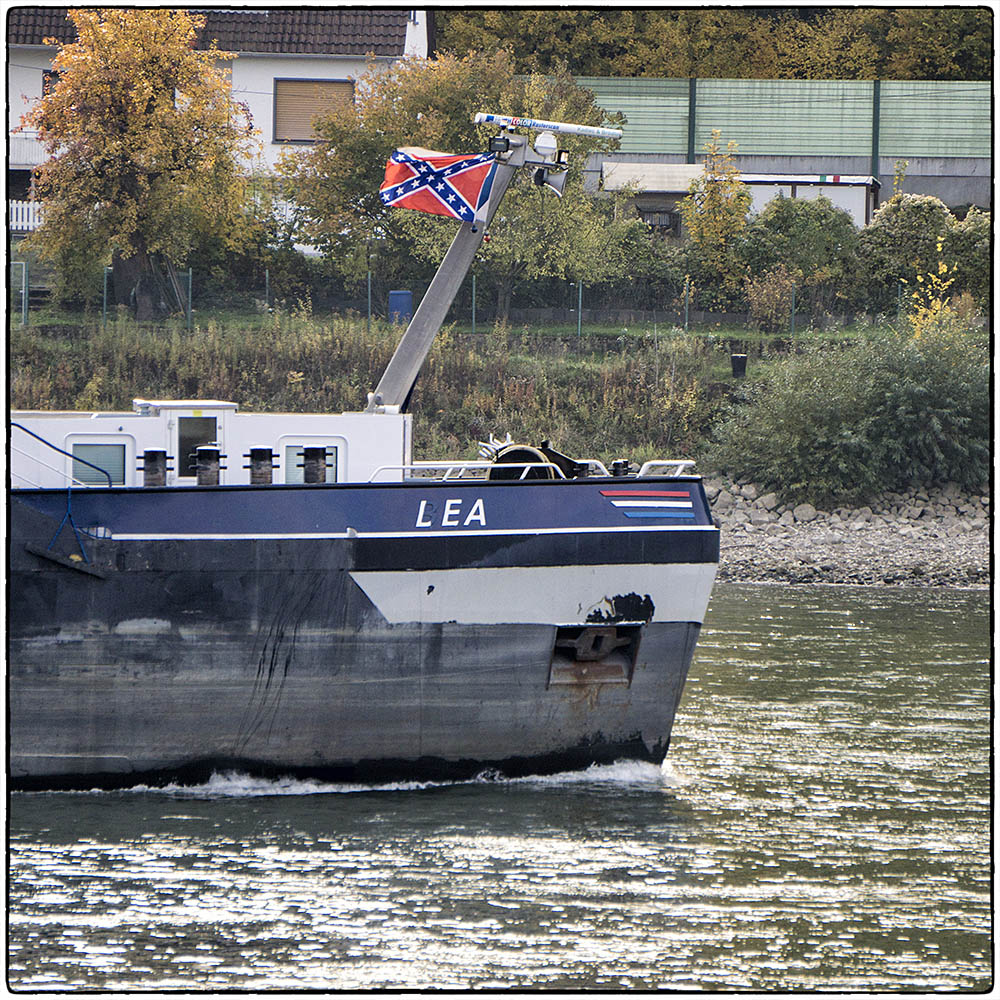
[{"xmin": 601, "ymin": 488, "xmax": 695, "ymax": 519}]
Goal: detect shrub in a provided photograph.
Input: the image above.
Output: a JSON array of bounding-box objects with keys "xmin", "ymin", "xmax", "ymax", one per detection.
[
  {"xmin": 740, "ymin": 195, "xmax": 861, "ymax": 318},
  {"xmin": 943, "ymin": 206, "xmax": 991, "ymax": 311},
  {"xmin": 601, "ymin": 233, "xmax": 690, "ymax": 312},
  {"xmin": 906, "ymin": 242, "xmax": 958, "ymax": 340},
  {"xmin": 27, "ymin": 233, "xmax": 105, "ymax": 310},
  {"xmin": 864, "ymin": 326, "xmax": 989, "ymax": 492},
  {"xmin": 858, "ymin": 193, "xmax": 954, "ymax": 313},
  {"xmin": 744, "ymin": 264, "xmax": 798, "ymax": 332},
  {"xmin": 710, "ymin": 326, "xmax": 989, "ymax": 505}
]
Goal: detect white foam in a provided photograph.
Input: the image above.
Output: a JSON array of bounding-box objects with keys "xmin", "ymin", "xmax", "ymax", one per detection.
[
  {"xmin": 18, "ymin": 758, "xmax": 690, "ymax": 798},
  {"xmin": 129, "ymin": 770, "xmax": 444, "ymax": 798},
  {"xmin": 509, "ymin": 759, "xmax": 687, "ymax": 790}
]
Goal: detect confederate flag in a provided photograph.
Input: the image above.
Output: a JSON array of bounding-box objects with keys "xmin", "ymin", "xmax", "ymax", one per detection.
[{"xmin": 379, "ymin": 148, "xmax": 498, "ymax": 224}]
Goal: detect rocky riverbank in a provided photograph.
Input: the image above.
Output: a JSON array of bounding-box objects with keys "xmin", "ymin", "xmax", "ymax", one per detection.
[{"xmin": 706, "ymin": 479, "xmax": 991, "ymax": 588}]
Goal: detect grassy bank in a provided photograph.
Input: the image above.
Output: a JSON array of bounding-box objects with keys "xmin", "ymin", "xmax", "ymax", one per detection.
[
  {"xmin": 8, "ymin": 310, "xmax": 749, "ymax": 465},
  {"xmin": 10, "ymin": 310, "xmax": 988, "ymax": 501}
]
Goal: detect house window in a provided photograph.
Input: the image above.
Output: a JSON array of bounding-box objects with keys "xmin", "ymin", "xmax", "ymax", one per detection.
[
  {"xmin": 285, "ymin": 445, "xmax": 337, "ymax": 484},
  {"xmin": 72, "ymin": 443, "xmax": 125, "ymax": 486},
  {"xmin": 640, "ymin": 209, "xmax": 680, "ymax": 236},
  {"xmin": 42, "ymin": 69, "xmax": 59, "ymax": 95},
  {"xmin": 177, "ymin": 416, "xmax": 218, "ymax": 477},
  {"xmin": 273, "ymin": 79, "xmax": 354, "ymax": 142}
]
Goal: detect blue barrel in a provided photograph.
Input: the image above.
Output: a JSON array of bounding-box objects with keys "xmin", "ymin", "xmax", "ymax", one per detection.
[{"xmin": 388, "ymin": 289, "xmax": 413, "ymax": 324}]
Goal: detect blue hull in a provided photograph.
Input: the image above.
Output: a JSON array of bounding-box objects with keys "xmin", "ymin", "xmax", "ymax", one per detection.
[{"xmin": 9, "ymin": 478, "xmax": 718, "ymax": 788}]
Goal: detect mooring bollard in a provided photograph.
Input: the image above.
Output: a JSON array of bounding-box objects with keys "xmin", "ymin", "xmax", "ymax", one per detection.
[
  {"xmin": 195, "ymin": 446, "xmax": 222, "ymax": 486},
  {"xmin": 246, "ymin": 447, "xmax": 276, "ymax": 485},
  {"xmin": 302, "ymin": 446, "xmax": 328, "ymax": 484},
  {"xmin": 140, "ymin": 450, "xmax": 169, "ymax": 487}
]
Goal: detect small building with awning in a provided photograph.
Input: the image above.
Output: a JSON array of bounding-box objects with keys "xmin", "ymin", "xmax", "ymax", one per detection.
[{"xmin": 599, "ymin": 161, "xmax": 880, "ymax": 236}]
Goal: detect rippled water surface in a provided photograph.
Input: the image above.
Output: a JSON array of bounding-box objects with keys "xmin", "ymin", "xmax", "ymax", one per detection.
[{"xmin": 8, "ymin": 585, "xmax": 992, "ymax": 991}]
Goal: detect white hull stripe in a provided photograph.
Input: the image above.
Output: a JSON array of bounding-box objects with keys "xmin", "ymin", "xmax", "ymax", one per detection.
[
  {"xmin": 109, "ymin": 524, "xmax": 718, "ymax": 541},
  {"xmin": 610, "ymin": 499, "xmax": 692, "ymax": 508},
  {"xmin": 349, "ymin": 563, "xmax": 718, "ymax": 626}
]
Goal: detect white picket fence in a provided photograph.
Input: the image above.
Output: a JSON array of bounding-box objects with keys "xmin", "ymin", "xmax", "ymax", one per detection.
[{"xmin": 9, "ymin": 199, "xmax": 43, "ymax": 232}]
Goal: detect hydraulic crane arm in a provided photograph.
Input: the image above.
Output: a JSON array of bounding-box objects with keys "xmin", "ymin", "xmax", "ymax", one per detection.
[
  {"xmin": 365, "ymin": 114, "xmax": 622, "ymax": 414},
  {"xmin": 365, "ymin": 140, "xmax": 522, "ymax": 413}
]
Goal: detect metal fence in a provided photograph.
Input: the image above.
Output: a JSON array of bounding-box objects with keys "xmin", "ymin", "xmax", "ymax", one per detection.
[{"xmin": 10, "ymin": 259, "xmax": 884, "ymax": 336}]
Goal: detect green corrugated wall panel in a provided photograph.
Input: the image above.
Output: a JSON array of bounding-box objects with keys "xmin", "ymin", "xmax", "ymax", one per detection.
[
  {"xmin": 879, "ymin": 81, "xmax": 991, "ymax": 157},
  {"xmin": 580, "ymin": 77, "xmax": 991, "ymax": 159},
  {"xmin": 696, "ymin": 79, "xmax": 874, "ymax": 156},
  {"xmin": 577, "ymin": 77, "xmax": 689, "ymax": 154}
]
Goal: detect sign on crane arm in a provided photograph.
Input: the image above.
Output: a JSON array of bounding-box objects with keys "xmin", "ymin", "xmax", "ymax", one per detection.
[{"xmin": 474, "ymin": 112, "xmax": 622, "ymax": 140}]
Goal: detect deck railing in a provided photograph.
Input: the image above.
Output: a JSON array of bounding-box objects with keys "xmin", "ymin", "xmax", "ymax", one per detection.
[
  {"xmin": 10, "ymin": 423, "xmax": 113, "ymax": 488},
  {"xmin": 368, "ymin": 458, "xmax": 695, "ymax": 482}
]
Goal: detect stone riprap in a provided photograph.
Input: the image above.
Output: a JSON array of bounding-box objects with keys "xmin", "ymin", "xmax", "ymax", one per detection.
[{"xmin": 706, "ymin": 479, "xmax": 990, "ymax": 587}]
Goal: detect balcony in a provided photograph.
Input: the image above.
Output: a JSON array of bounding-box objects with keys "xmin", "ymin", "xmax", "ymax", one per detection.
[{"xmin": 9, "ymin": 130, "xmax": 45, "ymax": 170}]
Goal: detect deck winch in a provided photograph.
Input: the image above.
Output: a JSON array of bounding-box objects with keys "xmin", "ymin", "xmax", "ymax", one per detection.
[{"xmin": 486, "ymin": 438, "xmax": 636, "ymax": 480}]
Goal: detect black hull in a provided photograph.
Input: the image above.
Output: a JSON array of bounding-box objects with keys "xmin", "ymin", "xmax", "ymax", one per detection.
[{"xmin": 9, "ymin": 484, "xmax": 715, "ymax": 789}]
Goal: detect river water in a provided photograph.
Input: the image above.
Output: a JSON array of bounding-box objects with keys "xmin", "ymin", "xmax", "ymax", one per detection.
[{"xmin": 7, "ymin": 584, "xmax": 992, "ymax": 992}]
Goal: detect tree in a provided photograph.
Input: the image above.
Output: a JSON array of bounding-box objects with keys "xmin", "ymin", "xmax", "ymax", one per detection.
[
  {"xmin": 279, "ymin": 50, "xmax": 515, "ymax": 287},
  {"xmin": 741, "ymin": 195, "xmax": 861, "ymax": 317},
  {"xmin": 857, "ymin": 194, "xmax": 955, "ymax": 313},
  {"xmin": 437, "ymin": 10, "xmax": 633, "ymax": 76},
  {"xmin": 21, "ymin": 9, "xmax": 257, "ymax": 319},
  {"xmin": 435, "ymin": 9, "xmax": 784, "ymax": 78},
  {"xmin": 279, "ymin": 50, "xmax": 638, "ymax": 318},
  {"xmin": 678, "ymin": 130, "xmax": 752, "ymax": 307},
  {"xmin": 403, "ymin": 166, "xmax": 643, "ymax": 321},
  {"xmin": 776, "ymin": 8, "xmax": 893, "ymax": 80},
  {"xmin": 435, "ymin": 9, "xmax": 992, "ymax": 81},
  {"xmin": 885, "ymin": 8, "xmax": 993, "ymax": 81}
]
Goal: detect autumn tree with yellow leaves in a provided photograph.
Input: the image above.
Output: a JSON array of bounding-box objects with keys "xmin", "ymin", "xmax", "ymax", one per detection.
[
  {"xmin": 21, "ymin": 9, "xmax": 257, "ymax": 319},
  {"xmin": 281, "ymin": 50, "xmax": 641, "ymax": 321},
  {"xmin": 678, "ymin": 131, "xmax": 752, "ymax": 308}
]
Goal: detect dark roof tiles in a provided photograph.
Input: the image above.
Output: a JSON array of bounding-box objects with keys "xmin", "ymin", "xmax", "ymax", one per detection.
[
  {"xmin": 6, "ymin": 6, "xmax": 75, "ymax": 45},
  {"xmin": 7, "ymin": 7, "xmax": 412, "ymax": 56}
]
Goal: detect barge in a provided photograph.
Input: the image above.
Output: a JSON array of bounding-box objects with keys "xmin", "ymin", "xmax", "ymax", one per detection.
[{"xmin": 7, "ymin": 114, "xmax": 719, "ymax": 789}]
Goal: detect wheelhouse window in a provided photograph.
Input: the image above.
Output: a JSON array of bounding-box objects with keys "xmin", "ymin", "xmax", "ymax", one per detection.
[
  {"xmin": 72, "ymin": 443, "xmax": 125, "ymax": 486},
  {"xmin": 177, "ymin": 416, "xmax": 217, "ymax": 478},
  {"xmin": 273, "ymin": 79, "xmax": 354, "ymax": 143}
]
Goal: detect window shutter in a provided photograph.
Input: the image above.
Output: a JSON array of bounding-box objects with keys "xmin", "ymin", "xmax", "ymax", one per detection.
[
  {"xmin": 71, "ymin": 444, "xmax": 125, "ymax": 486},
  {"xmin": 274, "ymin": 79, "xmax": 354, "ymax": 142}
]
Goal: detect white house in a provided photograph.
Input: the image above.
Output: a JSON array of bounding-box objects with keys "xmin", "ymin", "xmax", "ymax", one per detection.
[{"xmin": 7, "ymin": 7, "xmax": 434, "ymax": 230}]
